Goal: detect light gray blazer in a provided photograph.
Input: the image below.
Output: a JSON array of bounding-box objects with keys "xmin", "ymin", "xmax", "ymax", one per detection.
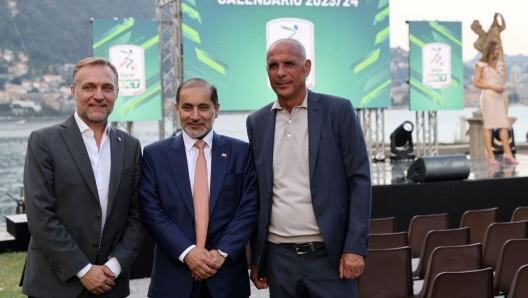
[{"xmin": 21, "ymin": 114, "xmax": 144, "ymax": 298}]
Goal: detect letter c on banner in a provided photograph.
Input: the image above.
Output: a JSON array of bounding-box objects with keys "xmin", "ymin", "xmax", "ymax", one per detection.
[{"xmin": 218, "ymin": 0, "xmax": 226, "ymax": 4}]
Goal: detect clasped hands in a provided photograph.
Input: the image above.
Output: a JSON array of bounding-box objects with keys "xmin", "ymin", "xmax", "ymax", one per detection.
[
  {"xmin": 79, "ymin": 265, "xmax": 116, "ymax": 295},
  {"xmin": 184, "ymin": 247, "xmax": 226, "ymax": 281}
]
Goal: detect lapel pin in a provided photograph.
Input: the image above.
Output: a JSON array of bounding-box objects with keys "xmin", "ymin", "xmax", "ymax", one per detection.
[
  {"xmin": 221, "ymin": 153, "xmax": 228, "ymax": 158},
  {"xmin": 118, "ymin": 137, "xmax": 122, "ymax": 141}
]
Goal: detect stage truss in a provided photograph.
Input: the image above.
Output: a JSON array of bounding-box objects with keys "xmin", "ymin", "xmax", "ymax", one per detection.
[
  {"xmin": 357, "ymin": 108, "xmax": 386, "ymax": 163},
  {"xmin": 156, "ymin": 0, "xmax": 182, "ymax": 139},
  {"xmin": 415, "ymin": 111, "xmax": 438, "ymax": 157}
]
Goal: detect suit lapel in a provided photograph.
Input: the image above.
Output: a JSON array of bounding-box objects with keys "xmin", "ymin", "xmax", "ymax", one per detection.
[
  {"xmin": 209, "ymin": 132, "xmax": 229, "ymax": 215},
  {"xmin": 59, "ymin": 115, "xmax": 99, "ymax": 201},
  {"xmin": 262, "ymin": 108, "xmax": 276, "ymax": 195},
  {"xmin": 166, "ymin": 134, "xmax": 195, "ymax": 216},
  {"xmin": 106, "ymin": 127, "xmax": 124, "ymax": 218},
  {"xmin": 307, "ymin": 91, "xmax": 323, "ymax": 181}
]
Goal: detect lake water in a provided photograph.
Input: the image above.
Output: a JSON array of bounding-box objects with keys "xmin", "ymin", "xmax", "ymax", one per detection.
[{"xmin": 1, "ymin": 106, "xmax": 527, "ymax": 225}]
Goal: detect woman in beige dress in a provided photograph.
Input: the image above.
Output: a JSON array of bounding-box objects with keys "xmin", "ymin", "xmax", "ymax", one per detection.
[{"xmin": 473, "ymin": 41, "xmax": 518, "ymax": 165}]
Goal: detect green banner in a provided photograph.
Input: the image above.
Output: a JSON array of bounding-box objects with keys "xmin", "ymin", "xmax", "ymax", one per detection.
[
  {"xmin": 92, "ymin": 19, "xmax": 162, "ymax": 121},
  {"xmin": 182, "ymin": 0, "xmax": 391, "ymax": 110},
  {"xmin": 408, "ymin": 21, "xmax": 463, "ymax": 111}
]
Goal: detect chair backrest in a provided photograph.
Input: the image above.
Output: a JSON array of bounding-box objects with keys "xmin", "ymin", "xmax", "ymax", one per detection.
[
  {"xmin": 408, "ymin": 213, "xmax": 449, "ymax": 257},
  {"xmin": 369, "ymin": 232, "xmax": 408, "ymax": 250},
  {"xmin": 357, "ymin": 247, "xmax": 412, "ymax": 298},
  {"xmin": 494, "ymin": 239, "xmax": 528, "ymax": 294},
  {"xmin": 415, "ymin": 243, "xmax": 482, "ymax": 298},
  {"xmin": 427, "ymin": 268, "xmax": 494, "ymax": 298},
  {"xmin": 509, "ymin": 264, "xmax": 528, "ymax": 298},
  {"xmin": 511, "ymin": 207, "xmax": 528, "ymax": 222},
  {"xmin": 370, "ymin": 217, "xmax": 397, "ymax": 234},
  {"xmin": 482, "ymin": 221, "xmax": 528, "ymax": 269},
  {"xmin": 459, "ymin": 207, "xmax": 499, "ymax": 244},
  {"xmin": 413, "ymin": 227, "xmax": 470, "ymax": 279}
]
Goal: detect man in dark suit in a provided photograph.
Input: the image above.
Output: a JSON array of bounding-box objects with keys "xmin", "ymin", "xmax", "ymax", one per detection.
[
  {"xmin": 21, "ymin": 57, "xmax": 144, "ymax": 297},
  {"xmin": 139, "ymin": 78, "xmax": 259, "ymax": 298},
  {"xmin": 246, "ymin": 39, "xmax": 371, "ymax": 297}
]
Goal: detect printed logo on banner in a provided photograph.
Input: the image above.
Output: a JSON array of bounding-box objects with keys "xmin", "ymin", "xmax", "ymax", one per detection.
[
  {"xmin": 266, "ymin": 18, "xmax": 315, "ymax": 89},
  {"xmin": 422, "ymin": 43, "xmax": 451, "ymax": 89},
  {"xmin": 109, "ymin": 45, "xmax": 146, "ymax": 96}
]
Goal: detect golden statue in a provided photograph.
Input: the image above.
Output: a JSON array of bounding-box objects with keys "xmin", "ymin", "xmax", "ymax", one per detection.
[{"xmin": 471, "ymin": 13, "xmax": 506, "ymax": 62}]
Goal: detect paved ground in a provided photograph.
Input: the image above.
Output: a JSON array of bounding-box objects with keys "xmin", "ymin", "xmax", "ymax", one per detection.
[{"xmin": 128, "ymin": 275, "xmax": 270, "ymax": 298}]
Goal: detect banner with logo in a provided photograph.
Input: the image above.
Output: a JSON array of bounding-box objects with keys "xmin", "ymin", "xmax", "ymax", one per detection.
[
  {"xmin": 408, "ymin": 21, "xmax": 463, "ymax": 111},
  {"xmin": 92, "ymin": 19, "xmax": 162, "ymax": 121},
  {"xmin": 182, "ymin": 0, "xmax": 391, "ymax": 110}
]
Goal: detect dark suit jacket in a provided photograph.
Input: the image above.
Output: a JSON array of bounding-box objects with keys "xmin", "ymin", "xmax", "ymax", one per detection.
[
  {"xmin": 21, "ymin": 115, "xmax": 145, "ymax": 298},
  {"xmin": 139, "ymin": 132, "xmax": 258, "ymax": 298},
  {"xmin": 246, "ymin": 90, "xmax": 371, "ymax": 277}
]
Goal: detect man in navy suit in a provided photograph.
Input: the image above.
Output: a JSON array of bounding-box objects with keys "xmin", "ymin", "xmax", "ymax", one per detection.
[
  {"xmin": 139, "ymin": 78, "xmax": 258, "ymax": 297},
  {"xmin": 247, "ymin": 39, "xmax": 371, "ymax": 297}
]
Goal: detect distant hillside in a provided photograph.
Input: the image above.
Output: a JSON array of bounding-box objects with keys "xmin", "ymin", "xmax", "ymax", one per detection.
[{"xmin": 0, "ymin": 0, "xmax": 155, "ymax": 75}]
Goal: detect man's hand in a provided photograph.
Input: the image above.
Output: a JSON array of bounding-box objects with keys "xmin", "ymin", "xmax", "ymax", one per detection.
[
  {"xmin": 184, "ymin": 247, "xmax": 220, "ymax": 281},
  {"xmin": 209, "ymin": 250, "xmax": 226, "ymax": 268},
  {"xmin": 339, "ymin": 253, "xmax": 364, "ymax": 280},
  {"xmin": 250, "ymin": 265, "xmax": 268, "ymax": 289},
  {"xmin": 79, "ymin": 265, "xmax": 116, "ymax": 295}
]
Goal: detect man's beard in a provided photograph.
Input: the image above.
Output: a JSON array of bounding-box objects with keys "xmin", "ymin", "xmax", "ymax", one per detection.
[{"xmin": 182, "ymin": 121, "xmax": 213, "ymax": 139}]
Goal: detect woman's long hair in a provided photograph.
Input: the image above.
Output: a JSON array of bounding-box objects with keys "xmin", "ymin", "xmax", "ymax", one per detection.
[{"xmin": 479, "ymin": 41, "xmax": 499, "ymax": 64}]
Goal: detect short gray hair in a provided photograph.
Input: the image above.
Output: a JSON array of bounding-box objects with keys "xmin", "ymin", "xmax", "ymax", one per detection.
[{"xmin": 267, "ymin": 39, "xmax": 307, "ymax": 61}]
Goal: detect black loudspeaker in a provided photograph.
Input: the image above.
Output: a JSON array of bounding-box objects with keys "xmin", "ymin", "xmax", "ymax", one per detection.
[{"xmin": 406, "ymin": 154, "xmax": 470, "ymax": 182}]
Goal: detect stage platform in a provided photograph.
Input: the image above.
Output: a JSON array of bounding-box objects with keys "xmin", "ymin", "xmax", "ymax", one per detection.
[
  {"xmin": 371, "ymin": 154, "xmax": 528, "ymax": 185},
  {"xmin": 370, "ymin": 154, "xmax": 528, "ymax": 232}
]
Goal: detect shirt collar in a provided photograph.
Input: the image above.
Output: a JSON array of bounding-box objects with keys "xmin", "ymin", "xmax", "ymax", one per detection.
[
  {"xmin": 182, "ymin": 129, "xmax": 214, "ymax": 152},
  {"xmin": 271, "ymin": 89, "xmax": 308, "ymax": 111},
  {"xmin": 74, "ymin": 111, "xmax": 111, "ymax": 135}
]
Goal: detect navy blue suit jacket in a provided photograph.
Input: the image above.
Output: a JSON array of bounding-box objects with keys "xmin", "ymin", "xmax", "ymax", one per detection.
[
  {"xmin": 246, "ymin": 90, "xmax": 371, "ymax": 277},
  {"xmin": 139, "ymin": 132, "xmax": 258, "ymax": 298}
]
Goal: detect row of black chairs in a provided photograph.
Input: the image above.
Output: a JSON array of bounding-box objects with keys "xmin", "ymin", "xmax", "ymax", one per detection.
[
  {"xmin": 358, "ymin": 206, "xmax": 528, "ymax": 297},
  {"xmin": 358, "ymin": 241, "xmax": 528, "ymax": 298}
]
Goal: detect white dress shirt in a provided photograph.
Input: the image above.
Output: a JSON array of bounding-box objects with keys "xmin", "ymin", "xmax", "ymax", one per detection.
[
  {"xmin": 178, "ymin": 129, "xmax": 214, "ymax": 262},
  {"xmin": 73, "ymin": 112, "xmax": 122, "ymax": 278}
]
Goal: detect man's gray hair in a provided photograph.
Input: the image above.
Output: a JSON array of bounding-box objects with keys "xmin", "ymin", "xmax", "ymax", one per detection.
[{"xmin": 267, "ymin": 39, "xmax": 307, "ymax": 61}]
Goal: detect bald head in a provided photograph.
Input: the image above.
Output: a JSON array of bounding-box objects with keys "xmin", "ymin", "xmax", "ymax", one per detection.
[{"xmin": 266, "ymin": 39, "xmax": 307, "ymax": 62}]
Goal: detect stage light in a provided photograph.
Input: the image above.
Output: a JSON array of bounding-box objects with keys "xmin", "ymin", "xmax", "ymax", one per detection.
[
  {"xmin": 390, "ymin": 121, "xmax": 415, "ymax": 162},
  {"xmin": 492, "ymin": 127, "xmax": 516, "ymax": 155}
]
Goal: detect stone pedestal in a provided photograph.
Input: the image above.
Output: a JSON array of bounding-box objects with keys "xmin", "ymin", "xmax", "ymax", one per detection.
[{"xmin": 467, "ymin": 110, "xmax": 485, "ymax": 158}]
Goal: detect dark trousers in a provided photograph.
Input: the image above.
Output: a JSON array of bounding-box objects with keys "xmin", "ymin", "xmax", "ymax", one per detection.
[
  {"xmin": 266, "ymin": 242, "xmax": 356, "ymax": 298},
  {"xmin": 190, "ymin": 280, "xmax": 212, "ymax": 298}
]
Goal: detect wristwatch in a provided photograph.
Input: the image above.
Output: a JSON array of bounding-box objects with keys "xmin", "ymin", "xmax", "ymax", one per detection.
[{"xmin": 217, "ymin": 249, "xmax": 229, "ymax": 259}]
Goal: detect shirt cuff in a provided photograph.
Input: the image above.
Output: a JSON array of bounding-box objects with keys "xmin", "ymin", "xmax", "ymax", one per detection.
[
  {"xmin": 179, "ymin": 245, "xmax": 196, "ymax": 263},
  {"xmin": 76, "ymin": 263, "xmax": 92, "ymax": 278},
  {"xmin": 105, "ymin": 257, "xmax": 122, "ymax": 278}
]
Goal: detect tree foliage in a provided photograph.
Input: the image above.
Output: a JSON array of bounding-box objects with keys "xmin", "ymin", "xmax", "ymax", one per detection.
[{"xmin": 1, "ymin": 0, "xmax": 155, "ymax": 73}]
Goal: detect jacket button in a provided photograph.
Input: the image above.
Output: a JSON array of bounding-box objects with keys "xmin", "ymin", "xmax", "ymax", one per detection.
[
  {"xmin": 92, "ymin": 244, "xmax": 98, "ymax": 249},
  {"xmin": 95, "ymin": 215, "xmax": 101, "ymax": 220},
  {"xmin": 191, "ymin": 221, "xmax": 194, "ymax": 226}
]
